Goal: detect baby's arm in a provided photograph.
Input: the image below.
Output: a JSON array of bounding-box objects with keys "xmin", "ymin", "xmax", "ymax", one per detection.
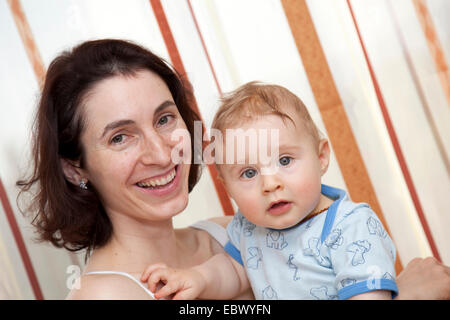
[
  {"xmin": 348, "ymin": 290, "xmax": 392, "ymax": 300},
  {"xmin": 329, "ymin": 206, "xmax": 398, "ymax": 299},
  {"xmin": 141, "ymin": 253, "xmax": 249, "ymax": 300}
]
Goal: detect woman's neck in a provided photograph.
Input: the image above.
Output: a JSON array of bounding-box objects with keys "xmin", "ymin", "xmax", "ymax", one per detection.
[{"xmin": 86, "ymin": 213, "xmax": 186, "ymax": 275}]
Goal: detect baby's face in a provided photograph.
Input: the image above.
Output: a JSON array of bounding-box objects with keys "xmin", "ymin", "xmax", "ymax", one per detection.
[{"xmin": 219, "ymin": 114, "xmax": 329, "ymax": 229}]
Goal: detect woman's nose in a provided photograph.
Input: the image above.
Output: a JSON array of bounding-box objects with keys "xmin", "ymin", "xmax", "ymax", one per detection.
[
  {"xmin": 262, "ymin": 174, "xmax": 283, "ymax": 194},
  {"xmin": 139, "ymin": 133, "xmax": 173, "ymax": 167}
]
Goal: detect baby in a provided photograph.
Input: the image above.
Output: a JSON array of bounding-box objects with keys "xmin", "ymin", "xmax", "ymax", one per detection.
[{"xmin": 141, "ymin": 81, "xmax": 398, "ymax": 300}]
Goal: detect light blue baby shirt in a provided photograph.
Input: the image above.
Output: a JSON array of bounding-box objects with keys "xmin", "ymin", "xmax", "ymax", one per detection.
[{"xmin": 224, "ymin": 184, "xmax": 398, "ymax": 300}]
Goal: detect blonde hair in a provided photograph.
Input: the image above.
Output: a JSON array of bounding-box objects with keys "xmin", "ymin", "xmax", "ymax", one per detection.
[{"xmin": 212, "ymin": 81, "xmax": 320, "ymax": 145}]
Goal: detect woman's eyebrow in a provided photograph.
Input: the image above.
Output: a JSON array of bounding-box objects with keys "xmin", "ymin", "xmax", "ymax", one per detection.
[
  {"xmin": 101, "ymin": 119, "xmax": 135, "ymax": 138},
  {"xmin": 154, "ymin": 100, "xmax": 176, "ymax": 114},
  {"xmin": 101, "ymin": 100, "xmax": 176, "ymax": 138}
]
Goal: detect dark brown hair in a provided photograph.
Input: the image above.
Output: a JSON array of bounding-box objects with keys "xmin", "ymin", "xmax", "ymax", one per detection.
[{"xmin": 17, "ymin": 39, "xmax": 202, "ymax": 256}]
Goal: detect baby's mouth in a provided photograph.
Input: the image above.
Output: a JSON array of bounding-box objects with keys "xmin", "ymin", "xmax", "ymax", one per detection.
[
  {"xmin": 267, "ymin": 200, "xmax": 292, "ymax": 215},
  {"xmin": 136, "ymin": 165, "xmax": 177, "ymax": 189},
  {"xmin": 269, "ymin": 200, "xmax": 290, "ymax": 210}
]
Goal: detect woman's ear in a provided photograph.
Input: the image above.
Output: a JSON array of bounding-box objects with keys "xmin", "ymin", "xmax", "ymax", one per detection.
[
  {"xmin": 60, "ymin": 158, "xmax": 87, "ymax": 186},
  {"xmin": 317, "ymin": 139, "xmax": 330, "ymax": 176}
]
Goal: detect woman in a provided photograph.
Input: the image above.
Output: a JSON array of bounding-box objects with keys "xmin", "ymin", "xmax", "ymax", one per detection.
[{"xmin": 17, "ymin": 39, "xmax": 450, "ymax": 300}]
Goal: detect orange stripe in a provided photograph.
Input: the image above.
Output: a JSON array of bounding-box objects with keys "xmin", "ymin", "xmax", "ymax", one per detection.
[
  {"xmin": 347, "ymin": 1, "xmax": 441, "ymax": 262},
  {"xmin": 5, "ymin": 0, "xmax": 46, "ymax": 299},
  {"xmin": 149, "ymin": 0, "xmax": 235, "ymax": 215},
  {"xmin": 412, "ymin": 0, "xmax": 450, "ymax": 108},
  {"xmin": 0, "ymin": 178, "xmax": 44, "ymax": 300},
  {"xmin": 7, "ymin": 0, "xmax": 83, "ymax": 297},
  {"xmin": 386, "ymin": 2, "xmax": 450, "ymax": 177},
  {"xmin": 7, "ymin": 0, "xmax": 45, "ymax": 87},
  {"xmin": 281, "ymin": 0, "xmax": 403, "ymax": 272}
]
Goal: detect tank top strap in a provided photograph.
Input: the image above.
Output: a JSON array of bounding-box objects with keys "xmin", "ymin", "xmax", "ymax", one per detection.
[
  {"xmin": 190, "ymin": 220, "xmax": 229, "ymax": 247},
  {"xmin": 84, "ymin": 271, "xmax": 155, "ymax": 299}
]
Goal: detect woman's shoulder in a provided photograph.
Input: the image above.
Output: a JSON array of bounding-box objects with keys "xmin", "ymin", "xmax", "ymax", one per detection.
[
  {"xmin": 174, "ymin": 216, "xmax": 233, "ymax": 257},
  {"xmin": 66, "ymin": 272, "xmax": 154, "ymax": 300},
  {"xmin": 189, "ymin": 216, "xmax": 232, "ymax": 241},
  {"xmin": 206, "ymin": 216, "xmax": 232, "ymax": 228},
  {"xmin": 178, "ymin": 216, "xmax": 231, "ymax": 239}
]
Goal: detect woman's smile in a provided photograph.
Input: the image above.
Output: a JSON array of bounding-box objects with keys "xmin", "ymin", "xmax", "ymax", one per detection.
[
  {"xmin": 136, "ymin": 165, "xmax": 177, "ymax": 188},
  {"xmin": 134, "ymin": 164, "xmax": 182, "ymax": 197}
]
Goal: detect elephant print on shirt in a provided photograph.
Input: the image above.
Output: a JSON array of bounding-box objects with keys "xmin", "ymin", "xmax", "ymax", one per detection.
[
  {"xmin": 346, "ymin": 240, "xmax": 371, "ymax": 266},
  {"xmin": 303, "ymin": 237, "xmax": 332, "ymax": 268},
  {"xmin": 266, "ymin": 231, "xmax": 288, "ymax": 250},
  {"xmin": 325, "ymin": 229, "xmax": 344, "ymax": 250},
  {"xmin": 246, "ymin": 247, "xmax": 263, "ymax": 269},
  {"xmin": 261, "ymin": 286, "xmax": 278, "ymax": 300},
  {"xmin": 367, "ymin": 217, "xmax": 387, "ymax": 238}
]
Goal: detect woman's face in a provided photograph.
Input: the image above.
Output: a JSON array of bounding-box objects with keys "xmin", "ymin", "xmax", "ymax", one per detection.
[{"xmin": 79, "ymin": 70, "xmax": 191, "ymax": 222}]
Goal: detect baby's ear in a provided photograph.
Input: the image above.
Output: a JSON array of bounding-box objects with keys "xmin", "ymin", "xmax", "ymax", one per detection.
[
  {"xmin": 215, "ymin": 167, "xmax": 233, "ymax": 198},
  {"xmin": 317, "ymin": 139, "xmax": 330, "ymax": 176},
  {"xmin": 60, "ymin": 158, "xmax": 87, "ymax": 186}
]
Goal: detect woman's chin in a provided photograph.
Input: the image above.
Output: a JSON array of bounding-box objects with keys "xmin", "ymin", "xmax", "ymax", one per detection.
[
  {"xmin": 155, "ymin": 175, "xmax": 190, "ymax": 219},
  {"xmin": 167, "ymin": 191, "xmax": 189, "ymax": 218}
]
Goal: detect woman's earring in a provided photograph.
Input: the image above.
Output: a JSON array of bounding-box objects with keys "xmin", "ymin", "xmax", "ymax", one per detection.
[{"xmin": 79, "ymin": 180, "xmax": 88, "ymax": 190}]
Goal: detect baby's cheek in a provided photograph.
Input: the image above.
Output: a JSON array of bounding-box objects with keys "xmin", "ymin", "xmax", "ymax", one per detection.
[
  {"xmin": 237, "ymin": 196, "xmax": 264, "ymax": 222},
  {"xmin": 293, "ymin": 174, "xmax": 319, "ymax": 193}
]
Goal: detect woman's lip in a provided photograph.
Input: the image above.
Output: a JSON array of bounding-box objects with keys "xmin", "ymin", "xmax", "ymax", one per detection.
[
  {"xmin": 136, "ymin": 166, "xmax": 176, "ymax": 184},
  {"xmin": 135, "ymin": 165, "xmax": 182, "ymax": 197},
  {"xmin": 267, "ymin": 201, "xmax": 292, "ymax": 216}
]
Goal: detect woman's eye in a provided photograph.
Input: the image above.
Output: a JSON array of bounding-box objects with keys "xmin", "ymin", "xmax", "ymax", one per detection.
[
  {"xmin": 279, "ymin": 156, "xmax": 292, "ymax": 166},
  {"xmin": 241, "ymin": 168, "xmax": 257, "ymax": 179},
  {"xmin": 111, "ymin": 134, "xmax": 125, "ymax": 144},
  {"xmin": 157, "ymin": 114, "xmax": 173, "ymax": 127}
]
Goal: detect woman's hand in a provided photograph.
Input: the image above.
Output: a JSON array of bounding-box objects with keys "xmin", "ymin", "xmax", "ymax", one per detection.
[{"xmin": 395, "ymin": 257, "xmax": 450, "ymax": 300}]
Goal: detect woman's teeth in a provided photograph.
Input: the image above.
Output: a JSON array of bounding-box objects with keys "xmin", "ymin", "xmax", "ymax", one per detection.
[{"xmin": 137, "ymin": 168, "xmax": 176, "ymax": 188}]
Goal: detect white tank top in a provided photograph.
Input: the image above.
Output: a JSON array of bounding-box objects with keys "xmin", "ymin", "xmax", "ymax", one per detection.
[{"xmin": 84, "ymin": 220, "xmax": 228, "ymax": 299}]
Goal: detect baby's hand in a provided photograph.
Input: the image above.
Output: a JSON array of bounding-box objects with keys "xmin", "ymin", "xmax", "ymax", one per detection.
[{"xmin": 140, "ymin": 263, "xmax": 206, "ymax": 300}]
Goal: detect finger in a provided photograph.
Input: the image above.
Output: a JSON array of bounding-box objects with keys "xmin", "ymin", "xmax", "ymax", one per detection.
[
  {"xmin": 154, "ymin": 281, "xmax": 181, "ymax": 300},
  {"xmin": 406, "ymin": 257, "xmax": 422, "ymax": 268},
  {"xmin": 146, "ymin": 269, "xmax": 166, "ymax": 292},
  {"xmin": 172, "ymin": 286, "xmax": 202, "ymax": 300},
  {"xmin": 437, "ymin": 261, "xmax": 450, "ymax": 276},
  {"xmin": 141, "ymin": 263, "xmax": 168, "ymax": 282},
  {"xmin": 148, "ymin": 268, "xmax": 172, "ymax": 293},
  {"xmin": 444, "ymin": 265, "xmax": 450, "ymax": 276},
  {"xmin": 172, "ymin": 290, "xmax": 196, "ymax": 300}
]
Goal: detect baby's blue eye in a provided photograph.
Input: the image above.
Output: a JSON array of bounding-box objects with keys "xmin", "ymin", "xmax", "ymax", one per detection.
[
  {"xmin": 242, "ymin": 169, "xmax": 257, "ymax": 179},
  {"xmin": 279, "ymin": 156, "xmax": 291, "ymax": 166}
]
